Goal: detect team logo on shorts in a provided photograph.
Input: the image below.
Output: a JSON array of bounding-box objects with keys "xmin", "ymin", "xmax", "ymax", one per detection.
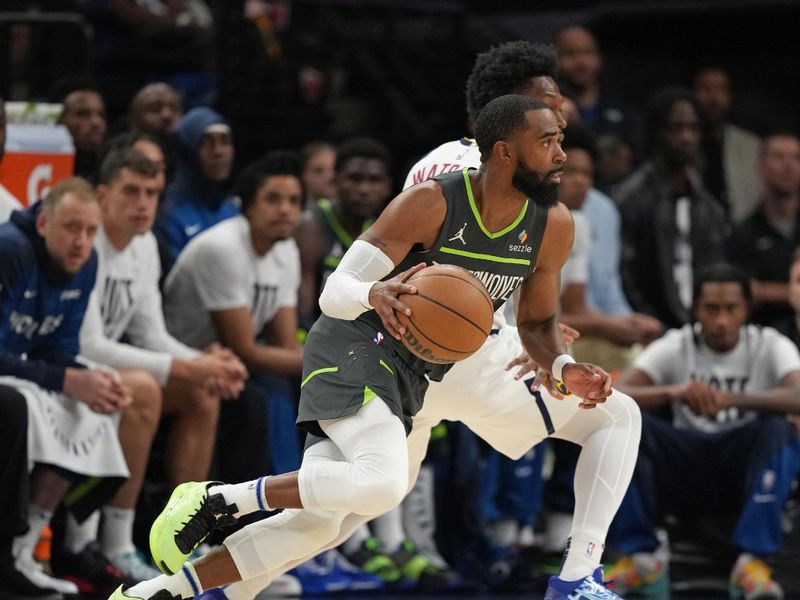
[{"xmin": 373, "ymin": 331, "xmax": 384, "ymax": 345}]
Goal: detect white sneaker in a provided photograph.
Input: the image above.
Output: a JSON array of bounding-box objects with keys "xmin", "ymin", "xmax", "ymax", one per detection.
[
  {"xmin": 14, "ymin": 555, "xmax": 79, "ymax": 595},
  {"xmin": 108, "ymin": 549, "xmax": 161, "ymax": 581},
  {"xmin": 255, "ymin": 573, "xmax": 302, "ymax": 598}
]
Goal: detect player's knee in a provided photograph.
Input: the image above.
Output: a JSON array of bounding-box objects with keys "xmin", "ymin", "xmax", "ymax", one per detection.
[
  {"xmin": 186, "ymin": 386, "xmax": 221, "ymax": 421},
  {"xmin": 122, "ymin": 370, "xmax": 162, "ymax": 425},
  {"xmin": 349, "ymin": 466, "xmax": 408, "ymax": 515},
  {"xmin": 607, "ymin": 390, "xmax": 642, "ymax": 438}
]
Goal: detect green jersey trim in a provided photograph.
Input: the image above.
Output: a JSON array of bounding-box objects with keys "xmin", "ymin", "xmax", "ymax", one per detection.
[
  {"xmin": 462, "ymin": 168, "xmax": 528, "ymax": 239},
  {"xmin": 301, "ymin": 366, "xmax": 339, "ymax": 388},
  {"xmin": 319, "ymin": 198, "xmax": 373, "ymax": 248},
  {"xmin": 439, "ymin": 246, "xmax": 532, "ymax": 266}
]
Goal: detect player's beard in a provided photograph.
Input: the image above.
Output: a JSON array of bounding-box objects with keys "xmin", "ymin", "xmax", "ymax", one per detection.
[{"xmin": 512, "ymin": 159, "xmax": 561, "ymax": 208}]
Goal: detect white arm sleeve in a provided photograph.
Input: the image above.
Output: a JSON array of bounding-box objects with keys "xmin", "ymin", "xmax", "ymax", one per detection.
[
  {"xmin": 79, "ymin": 288, "xmax": 176, "ymax": 386},
  {"xmin": 318, "ymin": 239, "xmax": 396, "ymax": 320}
]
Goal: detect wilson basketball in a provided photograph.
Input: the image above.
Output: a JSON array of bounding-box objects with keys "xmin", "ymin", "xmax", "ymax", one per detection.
[{"xmin": 397, "ymin": 264, "xmax": 494, "ymax": 363}]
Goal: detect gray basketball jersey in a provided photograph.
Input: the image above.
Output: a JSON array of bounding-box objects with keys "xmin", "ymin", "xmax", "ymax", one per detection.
[
  {"xmin": 391, "ymin": 168, "xmax": 547, "ymax": 310},
  {"xmin": 359, "ymin": 168, "xmax": 549, "ymax": 378}
]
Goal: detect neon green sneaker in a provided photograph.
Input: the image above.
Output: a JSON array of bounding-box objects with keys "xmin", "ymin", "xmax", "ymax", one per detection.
[
  {"xmin": 149, "ymin": 481, "xmax": 237, "ymax": 576},
  {"xmin": 345, "ymin": 537, "xmax": 403, "ymax": 584}
]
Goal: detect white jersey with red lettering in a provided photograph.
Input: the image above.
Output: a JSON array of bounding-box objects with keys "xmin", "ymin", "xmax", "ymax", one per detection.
[{"xmin": 403, "ymin": 138, "xmax": 480, "ymax": 190}]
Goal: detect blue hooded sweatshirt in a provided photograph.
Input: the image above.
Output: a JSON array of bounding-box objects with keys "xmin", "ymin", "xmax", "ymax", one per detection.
[
  {"xmin": 155, "ymin": 107, "xmax": 239, "ymax": 273},
  {"xmin": 0, "ymin": 204, "xmax": 97, "ymax": 392}
]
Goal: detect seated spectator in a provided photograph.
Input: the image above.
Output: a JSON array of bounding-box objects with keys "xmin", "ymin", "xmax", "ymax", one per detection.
[
  {"xmin": 71, "ymin": 148, "xmax": 246, "ymax": 582},
  {"xmin": 616, "ymin": 87, "xmax": 728, "ymax": 329},
  {"xmin": 557, "ymin": 125, "xmax": 662, "ymax": 369},
  {"xmin": 164, "ymin": 151, "xmax": 305, "ymax": 474},
  {"xmin": 300, "ymin": 141, "xmax": 337, "ymax": 206},
  {"xmin": 0, "ymin": 96, "xmax": 22, "ymax": 222},
  {"xmin": 726, "ymin": 133, "xmax": 800, "ymax": 327},
  {"xmin": 554, "ymin": 25, "xmax": 641, "ymax": 167},
  {"xmin": 295, "ymin": 137, "xmax": 391, "ymax": 331},
  {"xmin": 608, "ymin": 263, "xmax": 800, "ymax": 599},
  {"xmin": 105, "ymin": 131, "xmax": 169, "ymax": 192},
  {"xmin": 50, "ymin": 77, "xmax": 108, "ymax": 181},
  {"xmin": 154, "ymin": 107, "xmax": 238, "ymax": 275},
  {"xmin": 128, "ymin": 82, "xmax": 183, "ymax": 141},
  {"xmin": 777, "ymin": 248, "xmax": 800, "ymax": 346},
  {"xmin": 0, "ymin": 178, "xmax": 129, "ymax": 596},
  {"xmin": 693, "ymin": 65, "xmax": 762, "ymax": 223}
]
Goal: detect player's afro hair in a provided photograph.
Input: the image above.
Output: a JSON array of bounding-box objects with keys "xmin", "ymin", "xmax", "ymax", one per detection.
[{"xmin": 466, "ymin": 41, "xmax": 559, "ymax": 122}]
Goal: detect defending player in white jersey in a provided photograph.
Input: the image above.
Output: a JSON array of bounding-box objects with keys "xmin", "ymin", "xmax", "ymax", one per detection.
[{"xmin": 396, "ymin": 41, "xmax": 642, "ymax": 596}]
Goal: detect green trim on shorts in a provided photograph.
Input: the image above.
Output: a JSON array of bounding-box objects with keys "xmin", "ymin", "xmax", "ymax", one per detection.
[
  {"xmin": 379, "ymin": 359, "xmax": 394, "ymax": 374},
  {"xmin": 301, "ymin": 366, "xmax": 339, "ymax": 388},
  {"xmin": 363, "ymin": 385, "xmax": 378, "ymax": 405}
]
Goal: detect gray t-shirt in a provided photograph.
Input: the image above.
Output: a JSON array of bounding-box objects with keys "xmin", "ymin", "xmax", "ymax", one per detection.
[
  {"xmin": 163, "ymin": 215, "xmax": 300, "ymax": 349},
  {"xmin": 633, "ymin": 324, "xmax": 800, "ymax": 433}
]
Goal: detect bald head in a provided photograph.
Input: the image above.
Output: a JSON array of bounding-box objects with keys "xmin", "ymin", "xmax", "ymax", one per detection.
[{"xmin": 130, "ymin": 83, "xmax": 182, "ymax": 137}]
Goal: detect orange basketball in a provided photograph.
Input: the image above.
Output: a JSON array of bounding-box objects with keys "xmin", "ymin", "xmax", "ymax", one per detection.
[{"xmin": 397, "ymin": 264, "xmax": 494, "ymax": 363}]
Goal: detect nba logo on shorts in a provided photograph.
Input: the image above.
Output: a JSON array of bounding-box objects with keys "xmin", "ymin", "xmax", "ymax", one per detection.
[{"xmin": 373, "ymin": 331, "xmax": 384, "ymax": 345}]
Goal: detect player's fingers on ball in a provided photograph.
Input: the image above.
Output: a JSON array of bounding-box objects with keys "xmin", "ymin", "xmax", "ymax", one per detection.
[{"xmin": 390, "ymin": 297, "xmax": 412, "ymax": 316}]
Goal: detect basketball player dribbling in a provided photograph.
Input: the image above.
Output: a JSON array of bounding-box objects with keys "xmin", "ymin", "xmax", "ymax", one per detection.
[{"xmin": 110, "ymin": 95, "xmax": 639, "ymax": 600}]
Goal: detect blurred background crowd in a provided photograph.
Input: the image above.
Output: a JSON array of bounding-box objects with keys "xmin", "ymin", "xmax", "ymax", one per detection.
[{"xmin": 2, "ymin": 0, "xmax": 800, "ymax": 598}]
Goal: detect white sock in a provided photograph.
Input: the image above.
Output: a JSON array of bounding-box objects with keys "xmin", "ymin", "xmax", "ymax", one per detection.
[
  {"xmin": 101, "ymin": 506, "xmax": 136, "ymax": 558},
  {"xmin": 342, "ymin": 524, "xmax": 370, "ymax": 556},
  {"xmin": 126, "ymin": 562, "xmax": 203, "ymax": 598},
  {"xmin": 559, "ymin": 532, "xmax": 603, "ymax": 581},
  {"xmin": 64, "ymin": 511, "xmax": 100, "ymax": 554},
  {"xmin": 209, "ymin": 478, "xmax": 270, "ymax": 518},
  {"xmin": 13, "ymin": 505, "xmax": 52, "ymax": 560},
  {"xmin": 371, "ymin": 508, "xmax": 405, "ymax": 554}
]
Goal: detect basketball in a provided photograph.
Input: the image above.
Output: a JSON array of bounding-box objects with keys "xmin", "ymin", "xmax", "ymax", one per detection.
[{"xmin": 397, "ymin": 264, "xmax": 494, "ymax": 363}]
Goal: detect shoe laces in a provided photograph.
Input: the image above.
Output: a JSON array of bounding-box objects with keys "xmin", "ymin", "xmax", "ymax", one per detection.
[
  {"xmin": 174, "ymin": 493, "xmax": 233, "ymax": 554},
  {"xmin": 573, "ymin": 575, "xmax": 621, "ymax": 599}
]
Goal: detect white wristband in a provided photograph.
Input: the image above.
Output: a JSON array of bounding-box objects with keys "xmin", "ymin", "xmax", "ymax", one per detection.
[{"xmin": 551, "ymin": 354, "xmax": 576, "ymax": 381}]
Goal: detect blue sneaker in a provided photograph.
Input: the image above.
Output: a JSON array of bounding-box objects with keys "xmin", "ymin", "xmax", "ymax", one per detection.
[
  {"xmin": 289, "ymin": 557, "xmax": 350, "ymax": 594},
  {"xmin": 196, "ymin": 588, "xmax": 229, "ymax": 599},
  {"xmin": 544, "ymin": 567, "xmax": 624, "ymax": 599},
  {"xmin": 317, "ymin": 549, "xmax": 384, "ymax": 591}
]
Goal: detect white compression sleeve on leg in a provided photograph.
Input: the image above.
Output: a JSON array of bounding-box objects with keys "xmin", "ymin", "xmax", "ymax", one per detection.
[{"xmin": 318, "ymin": 239, "xmax": 396, "ymax": 321}]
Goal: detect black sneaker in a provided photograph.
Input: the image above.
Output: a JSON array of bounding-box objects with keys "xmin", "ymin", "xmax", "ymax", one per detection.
[
  {"xmin": 0, "ymin": 558, "xmax": 64, "ymax": 600},
  {"xmin": 50, "ymin": 543, "xmax": 136, "ymax": 596}
]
